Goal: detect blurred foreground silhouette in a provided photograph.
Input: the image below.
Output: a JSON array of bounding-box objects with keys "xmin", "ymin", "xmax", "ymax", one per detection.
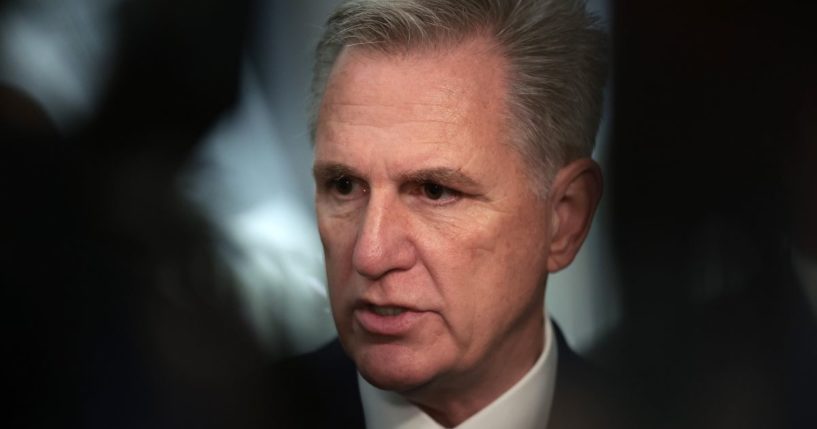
[{"xmin": 2, "ymin": 0, "xmax": 816, "ymax": 428}]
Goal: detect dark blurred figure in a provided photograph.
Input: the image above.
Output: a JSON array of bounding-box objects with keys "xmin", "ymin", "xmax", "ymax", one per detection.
[
  {"xmin": 2, "ymin": 0, "xmax": 289, "ymax": 428},
  {"xmin": 780, "ymin": 73, "xmax": 817, "ymax": 429},
  {"xmin": 609, "ymin": 0, "xmax": 817, "ymax": 428},
  {"xmin": 2, "ymin": 82, "xmax": 77, "ymax": 427}
]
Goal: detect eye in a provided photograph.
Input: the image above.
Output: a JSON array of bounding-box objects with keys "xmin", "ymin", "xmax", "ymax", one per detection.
[
  {"xmin": 422, "ymin": 183, "xmax": 446, "ymax": 200},
  {"xmin": 327, "ymin": 175, "xmax": 367, "ymax": 200},
  {"xmin": 418, "ymin": 182, "xmax": 460, "ymax": 204},
  {"xmin": 333, "ymin": 176, "xmax": 354, "ymax": 195}
]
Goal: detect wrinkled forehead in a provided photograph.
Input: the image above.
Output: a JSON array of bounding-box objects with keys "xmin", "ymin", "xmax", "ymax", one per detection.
[{"xmin": 318, "ymin": 37, "xmax": 510, "ymax": 131}]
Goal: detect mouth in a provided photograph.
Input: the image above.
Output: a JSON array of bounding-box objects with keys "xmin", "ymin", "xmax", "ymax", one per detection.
[
  {"xmin": 368, "ymin": 305, "xmax": 408, "ymax": 317},
  {"xmin": 354, "ymin": 303, "xmax": 428, "ymax": 336}
]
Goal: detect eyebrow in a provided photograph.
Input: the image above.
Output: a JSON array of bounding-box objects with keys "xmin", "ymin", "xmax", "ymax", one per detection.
[
  {"xmin": 313, "ymin": 162, "xmax": 361, "ymax": 183},
  {"xmin": 398, "ymin": 167, "xmax": 480, "ymax": 190},
  {"xmin": 312, "ymin": 162, "xmax": 481, "ymax": 190}
]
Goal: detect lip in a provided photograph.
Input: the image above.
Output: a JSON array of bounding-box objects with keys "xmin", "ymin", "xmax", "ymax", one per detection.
[{"xmin": 354, "ymin": 305, "xmax": 428, "ymax": 336}]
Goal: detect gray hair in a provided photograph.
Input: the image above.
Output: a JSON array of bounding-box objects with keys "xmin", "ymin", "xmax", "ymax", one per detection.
[{"xmin": 310, "ymin": 0, "xmax": 608, "ymax": 194}]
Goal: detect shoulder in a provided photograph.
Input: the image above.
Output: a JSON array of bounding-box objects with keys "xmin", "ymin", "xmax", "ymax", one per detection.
[
  {"xmin": 271, "ymin": 339, "xmax": 365, "ymax": 428},
  {"xmin": 549, "ymin": 324, "xmax": 639, "ymax": 429}
]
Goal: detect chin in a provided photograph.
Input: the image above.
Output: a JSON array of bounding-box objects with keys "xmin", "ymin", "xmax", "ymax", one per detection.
[{"xmin": 354, "ymin": 342, "xmax": 442, "ymax": 393}]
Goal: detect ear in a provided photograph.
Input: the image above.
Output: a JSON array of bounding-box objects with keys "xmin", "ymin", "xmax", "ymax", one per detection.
[{"xmin": 546, "ymin": 158, "xmax": 603, "ymax": 273}]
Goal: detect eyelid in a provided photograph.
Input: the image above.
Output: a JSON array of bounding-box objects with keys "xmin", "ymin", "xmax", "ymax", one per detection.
[
  {"xmin": 410, "ymin": 180, "xmax": 463, "ymax": 205},
  {"xmin": 323, "ymin": 174, "xmax": 353, "ymax": 187},
  {"xmin": 322, "ymin": 174, "xmax": 346, "ymax": 189},
  {"xmin": 325, "ymin": 175, "xmax": 368, "ymax": 199}
]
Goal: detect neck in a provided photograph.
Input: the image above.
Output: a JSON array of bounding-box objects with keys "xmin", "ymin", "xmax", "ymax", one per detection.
[{"xmin": 404, "ymin": 312, "xmax": 545, "ymax": 427}]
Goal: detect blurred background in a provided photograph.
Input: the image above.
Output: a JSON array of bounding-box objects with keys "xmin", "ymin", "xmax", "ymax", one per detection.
[{"xmin": 2, "ymin": 0, "xmax": 814, "ymax": 427}]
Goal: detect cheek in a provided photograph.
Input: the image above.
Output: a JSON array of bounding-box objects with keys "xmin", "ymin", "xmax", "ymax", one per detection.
[
  {"xmin": 319, "ymin": 217, "xmax": 358, "ymax": 341},
  {"xmin": 429, "ymin": 205, "xmax": 549, "ymax": 341},
  {"xmin": 318, "ymin": 211, "xmax": 356, "ymax": 264},
  {"xmin": 317, "ymin": 215, "xmax": 359, "ymax": 302},
  {"xmin": 418, "ymin": 220, "xmax": 505, "ymax": 340}
]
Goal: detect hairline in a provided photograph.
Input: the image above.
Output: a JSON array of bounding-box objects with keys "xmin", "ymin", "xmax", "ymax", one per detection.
[
  {"xmin": 313, "ymin": 33, "xmax": 554, "ymax": 199},
  {"xmin": 309, "ymin": 0, "xmax": 608, "ymax": 200}
]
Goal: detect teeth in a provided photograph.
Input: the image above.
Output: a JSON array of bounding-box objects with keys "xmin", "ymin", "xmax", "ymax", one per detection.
[{"xmin": 371, "ymin": 306, "xmax": 406, "ymax": 316}]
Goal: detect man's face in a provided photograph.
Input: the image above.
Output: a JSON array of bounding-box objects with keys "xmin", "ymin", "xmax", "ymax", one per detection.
[{"xmin": 313, "ymin": 39, "xmax": 552, "ymax": 395}]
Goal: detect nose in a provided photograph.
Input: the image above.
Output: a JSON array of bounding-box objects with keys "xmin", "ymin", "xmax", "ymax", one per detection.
[{"xmin": 352, "ymin": 193, "xmax": 417, "ymax": 280}]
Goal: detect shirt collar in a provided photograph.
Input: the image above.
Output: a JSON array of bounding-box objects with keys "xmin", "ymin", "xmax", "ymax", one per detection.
[{"xmin": 359, "ymin": 317, "xmax": 558, "ymax": 429}]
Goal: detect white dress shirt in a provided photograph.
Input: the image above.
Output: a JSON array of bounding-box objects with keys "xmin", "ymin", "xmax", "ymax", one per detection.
[{"xmin": 359, "ymin": 318, "xmax": 558, "ymax": 429}]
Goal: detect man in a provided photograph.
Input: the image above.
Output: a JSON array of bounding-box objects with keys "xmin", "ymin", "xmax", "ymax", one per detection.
[{"xmin": 276, "ymin": 1, "xmax": 622, "ymax": 427}]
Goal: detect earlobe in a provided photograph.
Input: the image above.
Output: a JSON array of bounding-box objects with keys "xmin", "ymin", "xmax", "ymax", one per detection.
[{"xmin": 545, "ymin": 158, "xmax": 603, "ymax": 273}]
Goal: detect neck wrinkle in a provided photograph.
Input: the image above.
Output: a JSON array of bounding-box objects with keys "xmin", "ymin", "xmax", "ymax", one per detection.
[{"xmin": 403, "ymin": 314, "xmax": 546, "ymax": 427}]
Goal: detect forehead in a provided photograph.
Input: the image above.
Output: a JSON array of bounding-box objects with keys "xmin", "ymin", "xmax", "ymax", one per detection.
[{"xmin": 315, "ymin": 38, "xmax": 512, "ymax": 158}]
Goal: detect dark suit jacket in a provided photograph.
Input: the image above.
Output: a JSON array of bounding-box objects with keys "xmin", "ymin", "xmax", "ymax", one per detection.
[{"xmin": 271, "ymin": 324, "xmax": 634, "ymax": 428}]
